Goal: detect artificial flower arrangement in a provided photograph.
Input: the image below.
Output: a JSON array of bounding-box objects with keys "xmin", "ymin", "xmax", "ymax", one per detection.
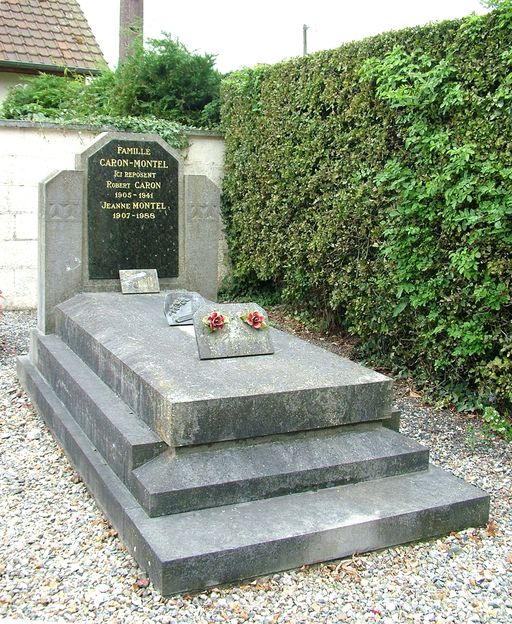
[
  {"xmin": 202, "ymin": 310, "xmax": 228, "ymax": 332},
  {"xmin": 202, "ymin": 309, "xmax": 268, "ymax": 333},
  {"xmin": 240, "ymin": 310, "xmax": 267, "ymax": 330}
]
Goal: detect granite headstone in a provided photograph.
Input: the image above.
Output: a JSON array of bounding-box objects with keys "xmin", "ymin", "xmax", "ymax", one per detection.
[
  {"xmin": 37, "ymin": 132, "xmax": 222, "ymax": 335},
  {"xmin": 87, "ymin": 138, "xmax": 179, "ymax": 279}
]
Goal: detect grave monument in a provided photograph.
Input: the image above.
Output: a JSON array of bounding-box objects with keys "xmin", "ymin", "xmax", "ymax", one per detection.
[{"xmin": 18, "ymin": 133, "xmax": 489, "ymax": 595}]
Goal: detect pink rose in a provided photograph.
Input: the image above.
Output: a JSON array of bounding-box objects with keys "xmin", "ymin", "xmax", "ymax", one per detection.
[
  {"xmin": 207, "ymin": 311, "xmax": 225, "ymax": 331},
  {"xmin": 246, "ymin": 310, "xmax": 265, "ymax": 329}
]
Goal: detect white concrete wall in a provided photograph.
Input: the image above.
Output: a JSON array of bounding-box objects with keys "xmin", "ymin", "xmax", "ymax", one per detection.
[
  {"xmin": 183, "ymin": 131, "xmax": 225, "ymax": 189},
  {"xmin": 0, "ymin": 72, "xmax": 25, "ymax": 104},
  {"xmin": 0, "ymin": 122, "xmax": 224, "ymax": 309}
]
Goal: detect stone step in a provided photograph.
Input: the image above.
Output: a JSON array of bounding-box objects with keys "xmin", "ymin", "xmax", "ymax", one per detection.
[
  {"xmin": 132, "ymin": 425, "xmax": 429, "ymax": 516},
  {"xmin": 54, "ymin": 292, "xmax": 393, "ymax": 449},
  {"xmin": 30, "ymin": 327, "xmax": 423, "ymax": 517},
  {"xmin": 17, "ymin": 354, "xmax": 490, "ymax": 596},
  {"xmin": 31, "ymin": 330, "xmax": 166, "ymax": 484}
]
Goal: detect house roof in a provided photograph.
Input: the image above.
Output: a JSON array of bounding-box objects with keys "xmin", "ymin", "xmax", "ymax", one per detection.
[{"xmin": 0, "ymin": 0, "xmax": 106, "ymax": 75}]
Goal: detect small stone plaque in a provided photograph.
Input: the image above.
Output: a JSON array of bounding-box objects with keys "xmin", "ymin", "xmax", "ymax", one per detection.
[
  {"xmin": 119, "ymin": 269, "xmax": 160, "ymax": 294},
  {"xmin": 164, "ymin": 290, "xmax": 205, "ymax": 325},
  {"xmin": 193, "ymin": 303, "xmax": 274, "ymax": 360}
]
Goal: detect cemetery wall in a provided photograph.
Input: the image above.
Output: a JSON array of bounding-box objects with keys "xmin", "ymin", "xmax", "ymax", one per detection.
[
  {"xmin": 0, "ymin": 72, "xmax": 24, "ymax": 103},
  {"xmin": 0, "ymin": 121, "xmax": 224, "ymax": 309}
]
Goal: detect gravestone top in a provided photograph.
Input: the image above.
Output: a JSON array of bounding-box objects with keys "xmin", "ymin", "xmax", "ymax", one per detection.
[
  {"xmin": 86, "ymin": 137, "xmax": 180, "ymax": 279},
  {"xmin": 37, "ymin": 132, "xmax": 222, "ymax": 335},
  {"xmin": 193, "ymin": 302, "xmax": 274, "ymax": 360}
]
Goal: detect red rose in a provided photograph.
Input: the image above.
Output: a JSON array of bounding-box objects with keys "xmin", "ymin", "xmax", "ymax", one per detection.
[
  {"xmin": 247, "ymin": 310, "xmax": 265, "ymax": 329},
  {"xmin": 207, "ymin": 310, "xmax": 225, "ymax": 331}
]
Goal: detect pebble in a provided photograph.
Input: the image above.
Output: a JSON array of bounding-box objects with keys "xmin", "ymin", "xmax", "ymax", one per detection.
[{"xmin": 1, "ymin": 310, "xmax": 511, "ymax": 623}]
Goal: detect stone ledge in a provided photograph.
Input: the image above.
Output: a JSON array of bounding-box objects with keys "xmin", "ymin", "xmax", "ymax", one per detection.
[
  {"xmin": 0, "ymin": 119, "xmax": 223, "ymax": 137},
  {"xmin": 55, "ymin": 292, "xmax": 393, "ymax": 448},
  {"xmin": 17, "ymin": 353, "xmax": 490, "ymax": 596}
]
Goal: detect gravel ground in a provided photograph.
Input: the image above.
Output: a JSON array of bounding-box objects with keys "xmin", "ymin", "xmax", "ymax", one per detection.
[{"xmin": 0, "ymin": 309, "xmax": 510, "ymax": 624}]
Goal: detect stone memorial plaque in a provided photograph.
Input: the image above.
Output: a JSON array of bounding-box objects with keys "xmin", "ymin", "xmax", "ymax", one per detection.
[
  {"xmin": 193, "ymin": 302, "xmax": 274, "ymax": 360},
  {"xmin": 87, "ymin": 139, "xmax": 179, "ymax": 279},
  {"xmin": 164, "ymin": 290, "xmax": 205, "ymax": 325},
  {"xmin": 119, "ymin": 269, "xmax": 160, "ymax": 294}
]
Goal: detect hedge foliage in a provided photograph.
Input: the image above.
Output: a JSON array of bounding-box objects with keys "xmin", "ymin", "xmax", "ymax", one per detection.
[{"xmin": 221, "ymin": 3, "xmax": 512, "ymax": 416}]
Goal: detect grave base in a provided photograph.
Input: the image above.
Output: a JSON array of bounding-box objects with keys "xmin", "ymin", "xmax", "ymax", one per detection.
[{"xmin": 18, "ymin": 293, "xmax": 489, "ymax": 596}]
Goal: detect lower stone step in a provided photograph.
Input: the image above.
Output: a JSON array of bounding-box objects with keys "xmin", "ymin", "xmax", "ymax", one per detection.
[
  {"xmin": 132, "ymin": 426, "xmax": 429, "ymax": 516},
  {"xmin": 31, "ymin": 331, "xmax": 166, "ymax": 483},
  {"xmin": 18, "ymin": 355, "xmax": 490, "ymax": 597}
]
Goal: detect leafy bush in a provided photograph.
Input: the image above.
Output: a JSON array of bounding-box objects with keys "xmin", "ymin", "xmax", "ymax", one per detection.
[
  {"xmin": 2, "ymin": 72, "xmax": 83, "ymax": 118},
  {"xmin": 110, "ymin": 36, "xmax": 221, "ymax": 127},
  {"xmin": 1, "ymin": 34, "xmax": 221, "ymax": 132},
  {"xmin": 221, "ymin": 3, "xmax": 512, "ymax": 421}
]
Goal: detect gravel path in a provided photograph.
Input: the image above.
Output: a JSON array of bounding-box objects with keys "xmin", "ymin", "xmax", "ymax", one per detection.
[{"xmin": 0, "ymin": 310, "xmax": 510, "ymax": 623}]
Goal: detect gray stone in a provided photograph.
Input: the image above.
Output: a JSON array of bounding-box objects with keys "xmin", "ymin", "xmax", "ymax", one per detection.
[
  {"xmin": 193, "ymin": 302, "xmax": 274, "ymax": 360},
  {"xmin": 36, "ymin": 133, "xmax": 222, "ymax": 335},
  {"xmin": 31, "ymin": 331, "xmax": 166, "ymax": 482},
  {"xmin": 164, "ymin": 290, "xmax": 206, "ymax": 325},
  {"xmin": 54, "ymin": 292, "xmax": 393, "ymax": 448},
  {"xmin": 384, "ymin": 409, "xmax": 401, "ymax": 432},
  {"xmin": 119, "ymin": 269, "xmax": 160, "ymax": 294},
  {"xmin": 15, "ymin": 352, "xmax": 493, "ymax": 596},
  {"xmin": 131, "ymin": 424, "xmax": 429, "ymax": 516},
  {"xmin": 184, "ymin": 175, "xmax": 220, "ymax": 301},
  {"xmin": 18, "ymin": 283, "xmax": 490, "ymax": 597},
  {"xmin": 28, "ymin": 326, "xmax": 427, "ymax": 519},
  {"xmin": 38, "ymin": 170, "xmax": 83, "ymax": 334}
]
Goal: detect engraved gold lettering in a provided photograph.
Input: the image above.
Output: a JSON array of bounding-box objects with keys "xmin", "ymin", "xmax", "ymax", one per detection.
[
  {"xmin": 134, "ymin": 181, "xmax": 161, "ymax": 190},
  {"xmin": 117, "ymin": 146, "xmax": 151, "ymax": 156},
  {"xmin": 132, "ymin": 201, "xmax": 166, "ymax": 210},
  {"xmin": 124, "ymin": 171, "xmax": 157, "ymax": 179},
  {"xmin": 99, "ymin": 158, "xmax": 129, "ymax": 167},
  {"xmin": 132, "ymin": 159, "xmax": 169, "ymax": 169},
  {"xmin": 101, "ymin": 201, "xmax": 131, "ymax": 210},
  {"xmin": 106, "ymin": 181, "xmax": 131, "ymax": 189}
]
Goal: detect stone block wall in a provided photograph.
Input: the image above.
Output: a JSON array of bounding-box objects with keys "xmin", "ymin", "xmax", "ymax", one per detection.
[{"xmin": 0, "ymin": 121, "xmax": 224, "ymax": 309}]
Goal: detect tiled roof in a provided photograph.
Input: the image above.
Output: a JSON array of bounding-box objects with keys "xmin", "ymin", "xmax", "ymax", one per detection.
[{"xmin": 0, "ymin": 0, "xmax": 105, "ymax": 74}]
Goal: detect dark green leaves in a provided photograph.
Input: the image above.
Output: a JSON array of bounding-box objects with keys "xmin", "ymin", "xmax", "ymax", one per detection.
[
  {"xmin": 1, "ymin": 34, "xmax": 221, "ymax": 132},
  {"xmin": 221, "ymin": 5, "xmax": 512, "ymax": 420}
]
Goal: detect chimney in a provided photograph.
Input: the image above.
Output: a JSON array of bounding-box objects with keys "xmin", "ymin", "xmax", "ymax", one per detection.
[{"xmin": 119, "ymin": 0, "xmax": 144, "ymax": 63}]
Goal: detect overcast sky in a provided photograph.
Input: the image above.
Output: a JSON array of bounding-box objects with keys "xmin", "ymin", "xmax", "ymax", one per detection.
[{"xmin": 78, "ymin": 1, "xmax": 488, "ymax": 73}]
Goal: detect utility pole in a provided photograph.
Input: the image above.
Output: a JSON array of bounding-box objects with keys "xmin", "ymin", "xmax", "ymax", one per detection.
[
  {"xmin": 119, "ymin": 0, "xmax": 144, "ymax": 63},
  {"xmin": 303, "ymin": 24, "xmax": 309, "ymax": 56}
]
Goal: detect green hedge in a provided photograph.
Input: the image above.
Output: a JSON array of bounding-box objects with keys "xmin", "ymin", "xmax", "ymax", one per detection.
[{"xmin": 221, "ymin": 3, "xmax": 512, "ymax": 417}]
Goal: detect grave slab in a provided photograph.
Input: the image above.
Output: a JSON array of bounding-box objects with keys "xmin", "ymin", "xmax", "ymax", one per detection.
[
  {"xmin": 54, "ymin": 292, "xmax": 393, "ymax": 448},
  {"xmin": 29, "ymin": 327, "xmax": 428, "ymax": 519},
  {"xmin": 131, "ymin": 425, "xmax": 429, "ymax": 516}
]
